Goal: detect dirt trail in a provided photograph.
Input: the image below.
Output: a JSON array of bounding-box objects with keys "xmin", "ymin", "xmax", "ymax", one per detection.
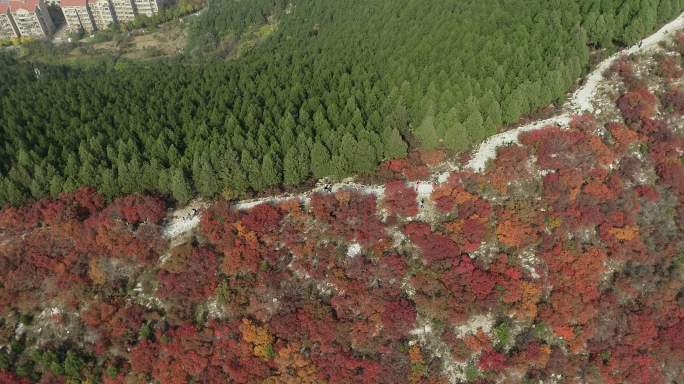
[
  {"xmin": 570, "ymin": 12, "xmax": 684, "ymax": 114},
  {"xmin": 467, "ymin": 11, "xmax": 684, "ymax": 172},
  {"xmin": 163, "ymin": 11, "xmax": 684, "ymax": 240}
]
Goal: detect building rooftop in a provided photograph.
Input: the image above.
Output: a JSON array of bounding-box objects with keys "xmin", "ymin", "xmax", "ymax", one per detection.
[
  {"xmin": 8, "ymin": 0, "xmax": 41, "ymax": 12},
  {"xmin": 60, "ymin": 0, "xmax": 88, "ymax": 6}
]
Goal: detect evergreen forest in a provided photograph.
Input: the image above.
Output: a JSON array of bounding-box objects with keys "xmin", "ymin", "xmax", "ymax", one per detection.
[{"xmin": 1, "ymin": 0, "xmax": 683, "ymax": 205}]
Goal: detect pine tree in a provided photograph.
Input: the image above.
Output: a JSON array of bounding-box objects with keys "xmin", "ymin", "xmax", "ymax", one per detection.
[
  {"xmin": 594, "ymin": 14, "xmax": 611, "ymax": 48},
  {"xmin": 3, "ymin": 179, "xmax": 25, "ymax": 206},
  {"xmin": 170, "ymin": 167, "xmax": 192, "ymax": 204},
  {"xmin": 191, "ymin": 153, "xmax": 202, "ymax": 188},
  {"xmin": 313, "ymin": 110, "xmax": 331, "ymax": 134},
  {"xmin": 221, "ymin": 149, "xmax": 248, "ymax": 193},
  {"xmin": 639, "ymin": 1, "xmax": 658, "ymax": 32},
  {"xmin": 241, "ymin": 150, "xmax": 263, "ymax": 191},
  {"xmin": 29, "ymin": 179, "xmax": 44, "ymax": 200},
  {"xmin": 464, "ymin": 110, "xmax": 485, "ymax": 144},
  {"xmin": 382, "ymin": 127, "xmax": 408, "ymax": 160},
  {"xmin": 623, "ymin": 18, "xmax": 646, "ymax": 45},
  {"xmin": 503, "ymin": 90, "xmax": 524, "ymax": 124},
  {"xmin": 142, "ymin": 159, "xmax": 162, "ymax": 192},
  {"xmin": 415, "ymin": 111, "xmax": 440, "ymax": 149},
  {"xmin": 437, "ymin": 107, "xmax": 459, "ymax": 135},
  {"xmin": 63, "ymin": 176, "xmax": 79, "ymax": 193},
  {"xmin": 63, "ymin": 351, "xmax": 84, "ymax": 380},
  {"xmin": 49, "ymin": 174, "xmax": 65, "ymax": 198},
  {"xmin": 310, "ymin": 141, "xmax": 333, "ymax": 179},
  {"xmin": 283, "ymin": 144, "xmax": 309, "ymax": 186},
  {"xmin": 1, "ymin": 0, "xmax": 673, "ymax": 205},
  {"xmin": 330, "ymin": 153, "xmax": 349, "ymax": 180},
  {"xmin": 260, "ymin": 152, "xmax": 281, "ymax": 188},
  {"xmin": 486, "ymin": 98, "xmax": 503, "ymax": 128},
  {"xmin": 484, "ymin": 116, "xmax": 497, "ymax": 138},
  {"xmin": 444, "ymin": 120, "xmax": 469, "ymax": 152},
  {"xmin": 657, "ymin": 0, "xmax": 675, "ymax": 23},
  {"xmin": 65, "ymin": 153, "xmax": 79, "ymax": 180},
  {"xmin": 29, "ymin": 165, "xmax": 47, "ymax": 199},
  {"xmin": 128, "ymin": 157, "xmax": 144, "ymax": 190},
  {"xmin": 99, "ymin": 168, "xmax": 118, "ymax": 199},
  {"xmin": 196, "ymin": 158, "xmax": 219, "ymax": 197},
  {"xmin": 354, "ymin": 137, "xmax": 377, "ymax": 173}
]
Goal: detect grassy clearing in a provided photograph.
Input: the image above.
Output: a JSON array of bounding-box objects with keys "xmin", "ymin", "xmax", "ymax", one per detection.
[
  {"xmin": 217, "ymin": 20, "xmax": 279, "ymax": 59},
  {"xmin": 91, "ymin": 20, "xmax": 188, "ymax": 60},
  {"xmin": 15, "ymin": 19, "xmax": 189, "ymax": 65}
]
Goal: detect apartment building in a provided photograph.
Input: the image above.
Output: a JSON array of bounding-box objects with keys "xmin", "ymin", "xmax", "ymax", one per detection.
[
  {"xmin": 109, "ymin": 0, "xmax": 133, "ymax": 23},
  {"xmin": 131, "ymin": 0, "xmax": 159, "ymax": 17},
  {"xmin": 0, "ymin": 2, "xmax": 20, "ymax": 39},
  {"xmin": 9, "ymin": 0, "xmax": 54, "ymax": 38},
  {"xmin": 60, "ymin": 0, "xmax": 93, "ymax": 32},
  {"xmin": 1, "ymin": 0, "xmax": 166, "ymax": 40},
  {"xmin": 88, "ymin": 0, "xmax": 113, "ymax": 29}
]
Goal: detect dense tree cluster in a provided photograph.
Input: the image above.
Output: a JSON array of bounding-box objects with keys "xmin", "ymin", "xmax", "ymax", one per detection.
[{"xmin": 2, "ymin": 0, "xmax": 684, "ymax": 206}]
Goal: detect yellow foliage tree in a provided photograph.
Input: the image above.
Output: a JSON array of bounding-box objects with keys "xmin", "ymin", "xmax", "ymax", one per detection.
[
  {"xmin": 88, "ymin": 259, "xmax": 106, "ymax": 285},
  {"xmin": 516, "ymin": 282, "xmax": 542, "ymax": 320},
  {"xmin": 609, "ymin": 225, "xmax": 639, "ymax": 241},
  {"xmin": 266, "ymin": 342, "xmax": 319, "ymax": 384},
  {"xmin": 240, "ymin": 318, "xmax": 274, "ymax": 359},
  {"xmin": 408, "ymin": 344, "xmax": 427, "ymax": 384}
]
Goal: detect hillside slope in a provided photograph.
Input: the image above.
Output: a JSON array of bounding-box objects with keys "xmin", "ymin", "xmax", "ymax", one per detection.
[
  {"xmin": 1, "ymin": 1, "xmax": 683, "ymax": 206},
  {"xmin": 1, "ymin": 24, "xmax": 684, "ymax": 382}
]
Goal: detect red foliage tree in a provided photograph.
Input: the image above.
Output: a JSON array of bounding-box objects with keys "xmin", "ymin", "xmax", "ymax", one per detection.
[
  {"xmin": 488, "ymin": 144, "xmax": 534, "ymax": 194},
  {"xmin": 496, "ymin": 208, "xmax": 539, "ymax": 249},
  {"xmin": 403, "ymin": 222, "xmax": 459, "ymax": 264},
  {"xmin": 108, "ymin": 304, "xmax": 145, "ymax": 340},
  {"xmin": 200, "ymin": 201, "xmax": 238, "ymax": 246},
  {"xmin": 0, "ymin": 187, "xmax": 105, "ymax": 232},
  {"xmin": 479, "ymin": 350, "xmax": 506, "ymax": 371},
  {"xmin": 520, "ymin": 126, "xmax": 612, "ymax": 171},
  {"xmin": 207, "ymin": 321, "xmax": 272, "ymax": 383},
  {"xmin": 104, "ymin": 194, "xmax": 166, "ymax": 225},
  {"xmin": 380, "ymin": 298, "xmax": 417, "ymax": 339},
  {"xmin": 0, "ymin": 371, "xmax": 30, "ymax": 384},
  {"xmin": 598, "ymin": 346, "xmax": 666, "ymax": 384},
  {"xmin": 377, "ymin": 253, "xmax": 407, "ymax": 283},
  {"xmin": 157, "ymin": 247, "xmax": 218, "ymax": 303},
  {"xmin": 315, "ymin": 352, "xmax": 383, "ymax": 384},
  {"xmin": 81, "ymin": 301, "xmax": 117, "ymax": 328},
  {"xmin": 383, "ymin": 180, "xmax": 419, "ymax": 217},
  {"xmin": 310, "ymin": 190, "xmax": 386, "ymax": 248},
  {"xmin": 662, "ymin": 87, "xmax": 684, "ymax": 114},
  {"xmin": 607, "ymin": 122, "xmax": 640, "ymax": 155},
  {"xmin": 151, "ymin": 324, "xmax": 213, "ymax": 384},
  {"xmin": 87, "ymin": 216, "xmax": 166, "ymax": 264},
  {"xmin": 130, "ymin": 340, "xmax": 159, "ymax": 375},
  {"xmin": 610, "ymin": 57, "xmax": 635, "ymax": 82},
  {"xmin": 240, "ymin": 204, "xmax": 282, "ymax": 233},
  {"xmin": 656, "ymin": 54, "xmax": 682, "ymax": 80},
  {"xmin": 617, "ymin": 88, "xmax": 657, "ymax": 122},
  {"xmin": 200, "ymin": 201, "xmax": 281, "ymax": 276}
]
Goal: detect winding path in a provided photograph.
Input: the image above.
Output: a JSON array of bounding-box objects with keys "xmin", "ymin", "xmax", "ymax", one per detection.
[
  {"xmin": 466, "ymin": 11, "xmax": 684, "ymax": 172},
  {"xmin": 163, "ymin": 11, "xmax": 684, "ymax": 239}
]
